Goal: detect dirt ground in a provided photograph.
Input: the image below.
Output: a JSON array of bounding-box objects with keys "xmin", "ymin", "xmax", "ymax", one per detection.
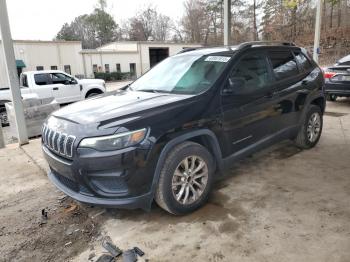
[{"xmin": 0, "ymin": 100, "xmax": 350, "ymax": 262}]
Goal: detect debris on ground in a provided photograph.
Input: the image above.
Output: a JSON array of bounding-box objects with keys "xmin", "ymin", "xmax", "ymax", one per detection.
[
  {"xmin": 41, "ymin": 208, "xmax": 48, "ymax": 219},
  {"xmin": 96, "ymin": 253, "xmax": 114, "ymax": 262},
  {"xmin": 39, "ymin": 208, "xmax": 48, "ymax": 226},
  {"xmin": 90, "ymin": 209, "xmax": 106, "ymax": 219},
  {"xmin": 94, "ymin": 236, "xmax": 146, "ymax": 262},
  {"xmin": 57, "ymin": 195, "xmax": 68, "ymax": 203},
  {"xmin": 122, "ymin": 249, "xmax": 137, "ymax": 262},
  {"xmin": 102, "ymin": 239, "xmax": 122, "ymax": 257},
  {"xmin": 64, "ymin": 203, "xmax": 78, "ymax": 213},
  {"xmin": 133, "ymin": 247, "xmax": 144, "ymax": 257}
]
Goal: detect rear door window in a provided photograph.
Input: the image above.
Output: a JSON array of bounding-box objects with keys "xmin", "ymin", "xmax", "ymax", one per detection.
[
  {"xmin": 268, "ymin": 51, "xmax": 299, "ymax": 81},
  {"xmin": 34, "ymin": 74, "xmax": 51, "ymax": 86},
  {"xmin": 294, "ymin": 52, "xmax": 313, "ymax": 72}
]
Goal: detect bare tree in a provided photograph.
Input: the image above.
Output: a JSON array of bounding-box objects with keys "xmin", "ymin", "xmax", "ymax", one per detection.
[{"xmin": 125, "ymin": 5, "xmax": 172, "ymax": 41}]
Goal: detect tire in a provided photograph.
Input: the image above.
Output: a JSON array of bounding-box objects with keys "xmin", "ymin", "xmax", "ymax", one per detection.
[
  {"xmin": 327, "ymin": 94, "xmax": 337, "ymax": 101},
  {"xmin": 294, "ymin": 105, "xmax": 323, "ymax": 149},
  {"xmin": 155, "ymin": 141, "xmax": 215, "ymax": 215},
  {"xmin": 86, "ymin": 92, "xmax": 101, "ymax": 98},
  {"xmin": 0, "ymin": 107, "xmax": 9, "ymax": 127}
]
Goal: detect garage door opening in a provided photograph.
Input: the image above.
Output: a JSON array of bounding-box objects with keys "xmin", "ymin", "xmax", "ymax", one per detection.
[{"xmin": 149, "ymin": 48, "xmax": 169, "ymax": 68}]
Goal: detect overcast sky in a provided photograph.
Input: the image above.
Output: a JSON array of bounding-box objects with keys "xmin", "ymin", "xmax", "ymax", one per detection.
[{"xmin": 6, "ymin": 0, "xmax": 185, "ymax": 40}]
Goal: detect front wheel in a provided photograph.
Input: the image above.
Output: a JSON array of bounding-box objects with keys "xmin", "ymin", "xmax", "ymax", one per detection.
[
  {"xmin": 86, "ymin": 92, "xmax": 101, "ymax": 98},
  {"xmin": 294, "ymin": 105, "xmax": 323, "ymax": 149},
  {"xmin": 155, "ymin": 141, "xmax": 215, "ymax": 215}
]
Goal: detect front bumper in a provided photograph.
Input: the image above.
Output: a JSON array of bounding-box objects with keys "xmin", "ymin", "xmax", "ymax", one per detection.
[
  {"xmin": 42, "ymin": 141, "xmax": 157, "ymax": 210},
  {"xmin": 48, "ymin": 170, "xmax": 153, "ymax": 209}
]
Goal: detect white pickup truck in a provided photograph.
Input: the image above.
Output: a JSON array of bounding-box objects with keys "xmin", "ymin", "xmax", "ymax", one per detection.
[{"xmin": 0, "ymin": 70, "xmax": 106, "ymax": 125}]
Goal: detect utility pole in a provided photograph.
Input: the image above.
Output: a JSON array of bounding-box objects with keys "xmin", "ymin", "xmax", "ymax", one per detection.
[
  {"xmin": 224, "ymin": 0, "xmax": 231, "ymax": 45},
  {"xmin": 313, "ymin": 0, "xmax": 322, "ymax": 63},
  {"xmin": 0, "ymin": 0, "xmax": 28, "ymax": 145}
]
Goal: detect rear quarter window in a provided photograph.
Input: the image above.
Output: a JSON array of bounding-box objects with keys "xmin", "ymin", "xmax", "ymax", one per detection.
[
  {"xmin": 268, "ymin": 51, "xmax": 299, "ymax": 81},
  {"xmin": 294, "ymin": 52, "xmax": 313, "ymax": 72}
]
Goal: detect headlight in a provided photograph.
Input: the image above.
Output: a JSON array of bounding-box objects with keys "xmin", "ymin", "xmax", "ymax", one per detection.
[{"xmin": 79, "ymin": 128, "xmax": 147, "ymax": 151}]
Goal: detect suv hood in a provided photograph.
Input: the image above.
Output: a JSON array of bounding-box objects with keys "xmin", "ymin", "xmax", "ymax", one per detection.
[{"xmin": 53, "ymin": 90, "xmax": 194, "ymax": 125}]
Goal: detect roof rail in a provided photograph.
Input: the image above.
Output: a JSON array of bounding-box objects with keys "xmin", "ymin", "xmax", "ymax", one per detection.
[
  {"xmin": 177, "ymin": 47, "xmax": 199, "ymax": 54},
  {"xmin": 236, "ymin": 41, "xmax": 296, "ymax": 50}
]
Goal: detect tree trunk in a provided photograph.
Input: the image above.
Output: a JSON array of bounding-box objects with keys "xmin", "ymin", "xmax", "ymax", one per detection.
[
  {"xmin": 253, "ymin": 0, "xmax": 258, "ymax": 40},
  {"xmin": 291, "ymin": 5, "xmax": 297, "ymax": 41},
  {"xmin": 330, "ymin": 3, "xmax": 334, "ymax": 28},
  {"xmin": 337, "ymin": 0, "xmax": 341, "ymax": 27},
  {"xmin": 323, "ymin": 0, "xmax": 327, "ymax": 31}
]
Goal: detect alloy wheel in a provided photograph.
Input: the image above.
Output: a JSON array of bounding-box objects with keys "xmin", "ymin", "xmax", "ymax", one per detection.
[
  {"xmin": 171, "ymin": 155, "xmax": 208, "ymax": 205},
  {"xmin": 307, "ymin": 112, "xmax": 321, "ymax": 143}
]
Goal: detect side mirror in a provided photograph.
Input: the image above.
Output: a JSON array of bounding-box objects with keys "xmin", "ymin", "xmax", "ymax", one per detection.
[{"xmin": 222, "ymin": 77, "xmax": 245, "ymax": 95}]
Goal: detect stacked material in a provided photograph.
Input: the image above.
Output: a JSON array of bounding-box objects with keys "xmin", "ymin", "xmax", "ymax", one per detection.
[{"xmin": 5, "ymin": 97, "xmax": 59, "ymax": 139}]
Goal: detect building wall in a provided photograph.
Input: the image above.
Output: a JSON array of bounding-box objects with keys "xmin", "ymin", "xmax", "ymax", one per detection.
[
  {"xmin": 83, "ymin": 42, "xmax": 202, "ymax": 78},
  {"xmin": 0, "ymin": 41, "xmax": 84, "ymax": 88},
  {"xmin": 82, "ymin": 52, "xmax": 140, "ymax": 78}
]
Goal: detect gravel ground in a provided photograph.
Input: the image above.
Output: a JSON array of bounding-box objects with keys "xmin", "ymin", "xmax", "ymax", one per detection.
[{"xmin": 0, "ymin": 100, "xmax": 349, "ymax": 262}]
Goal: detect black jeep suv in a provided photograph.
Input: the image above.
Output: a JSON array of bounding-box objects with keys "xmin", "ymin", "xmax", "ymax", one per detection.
[{"xmin": 42, "ymin": 41, "xmax": 325, "ymax": 215}]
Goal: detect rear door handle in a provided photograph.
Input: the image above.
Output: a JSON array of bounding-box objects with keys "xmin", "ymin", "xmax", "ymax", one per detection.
[{"xmin": 53, "ymin": 87, "xmax": 59, "ymax": 91}]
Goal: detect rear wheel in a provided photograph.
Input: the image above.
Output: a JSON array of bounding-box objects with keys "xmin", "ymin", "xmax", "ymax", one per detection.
[
  {"xmin": 327, "ymin": 94, "xmax": 337, "ymax": 101},
  {"xmin": 155, "ymin": 141, "xmax": 214, "ymax": 215},
  {"xmin": 294, "ymin": 105, "xmax": 323, "ymax": 149}
]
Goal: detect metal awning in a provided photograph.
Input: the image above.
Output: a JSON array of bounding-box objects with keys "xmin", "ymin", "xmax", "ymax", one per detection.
[{"xmin": 15, "ymin": 59, "xmax": 26, "ymax": 68}]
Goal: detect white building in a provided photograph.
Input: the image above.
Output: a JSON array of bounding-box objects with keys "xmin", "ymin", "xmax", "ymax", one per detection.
[
  {"xmin": 0, "ymin": 40, "xmax": 201, "ymax": 88},
  {"xmin": 81, "ymin": 41, "xmax": 202, "ymax": 78}
]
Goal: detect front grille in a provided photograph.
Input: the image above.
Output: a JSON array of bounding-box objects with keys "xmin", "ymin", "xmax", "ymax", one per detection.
[{"xmin": 42, "ymin": 125, "xmax": 76, "ymax": 158}]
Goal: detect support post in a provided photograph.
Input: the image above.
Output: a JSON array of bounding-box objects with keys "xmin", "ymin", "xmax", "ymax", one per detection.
[
  {"xmin": 224, "ymin": 0, "xmax": 231, "ymax": 45},
  {"xmin": 0, "ymin": 0, "xmax": 28, "ymax": 145},
  {"xmin": 313, "ymin": 0, "xmax": 322, "ymax": 63},
  {"xmin": 0, "ymin": 123, "xmax": 4, "ymax": 149}
]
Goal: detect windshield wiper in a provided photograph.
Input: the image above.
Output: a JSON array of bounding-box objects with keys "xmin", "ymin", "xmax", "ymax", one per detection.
[{"xmin": 136, "ymin": 89, "xmax": 169, "ymax": 93}]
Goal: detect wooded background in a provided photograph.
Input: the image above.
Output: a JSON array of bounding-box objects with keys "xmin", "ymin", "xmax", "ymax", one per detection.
[{"xmin": 56, "ymin": 0, "xmax": 350, "ymax": 66}]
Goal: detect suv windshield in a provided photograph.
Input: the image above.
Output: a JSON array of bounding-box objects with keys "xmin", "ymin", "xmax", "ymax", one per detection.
[{"xmin": 130, "ymin": 54, "xmax": 231, "ymax": 94}]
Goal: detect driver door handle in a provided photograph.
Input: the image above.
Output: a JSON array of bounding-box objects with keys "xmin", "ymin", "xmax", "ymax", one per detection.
[{"xmin": 53, "ymin": 87, "xmax": 59, "ymax": 91}]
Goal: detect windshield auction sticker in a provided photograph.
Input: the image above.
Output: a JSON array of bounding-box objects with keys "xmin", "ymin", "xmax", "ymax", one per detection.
[{"xmin": 205, "ymin": 56, "xmax": 231, "ymax": 63}]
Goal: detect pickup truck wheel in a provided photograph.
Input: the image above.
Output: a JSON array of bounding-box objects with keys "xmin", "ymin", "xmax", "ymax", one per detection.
[
  {"xmin": 0, "ymin": 107, "xmax": 9, "ymax": 127},
  {"xmin": 86, "ymin": 92, "xmax": 100, "ymax": 98},
  {"xmin": 327, "ymin": 94, "xmax": 337, "ymax": 101},
  {"xmin": 294, "ymin": 105, "xmax": 323, "ymax": 149},
  {"xmin": 155, "ymin": 141, "xmax": 214, "ymax": 215}
]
